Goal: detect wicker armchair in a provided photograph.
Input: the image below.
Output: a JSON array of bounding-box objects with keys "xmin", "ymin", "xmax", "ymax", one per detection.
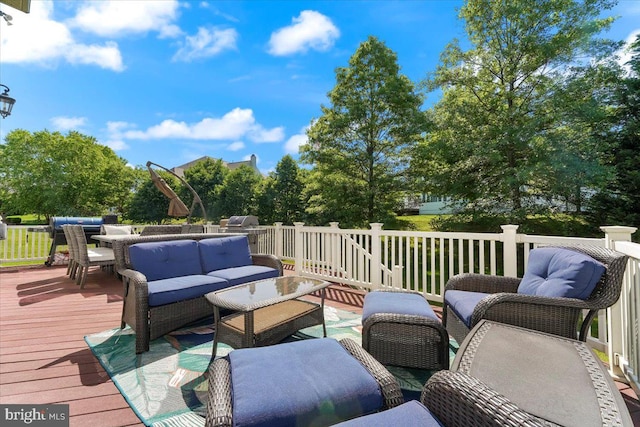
[
  {"xmin": 112, "ymin": 233, "xmax": 283, "ymax": 353},
  {"xmin": 443, "ymin": 245, "xmax": 628, "ymax": 344}
]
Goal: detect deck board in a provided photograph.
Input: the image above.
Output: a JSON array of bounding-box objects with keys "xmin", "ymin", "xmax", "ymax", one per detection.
[{"xmin": 1, "ymin": 265, "xmax": 638, "ymax": 426}]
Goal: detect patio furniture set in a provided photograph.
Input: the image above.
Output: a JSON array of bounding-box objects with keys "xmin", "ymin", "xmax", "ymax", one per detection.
[{"xmin": 110, "ymin": 234, "xmax": 632, "ymax": 426}]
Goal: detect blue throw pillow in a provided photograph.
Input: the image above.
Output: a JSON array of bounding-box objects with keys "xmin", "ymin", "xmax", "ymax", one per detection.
[
  {"xmin": 129, "ymin": 240, "xmax": 201, "ymax": 281},
  {"xmin": 517, "ymin": 247, "xmax": 605, "ymax": 299},
  {"xmin": 198, "ymin": 236, "xmax": 252, "ymax": 273}
]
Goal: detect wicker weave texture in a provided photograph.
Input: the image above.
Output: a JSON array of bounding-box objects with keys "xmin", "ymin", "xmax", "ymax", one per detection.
[
  {"xmin": 362, "ymin": 289, "xmax": 449, "ymax": 370},
  {"xmin": 443, "ymin": 245, "xmax": 628, "ymax": 343},
  {"xmin": 114, "ymin": 233, "xmax": 283, "ymax": 353}
]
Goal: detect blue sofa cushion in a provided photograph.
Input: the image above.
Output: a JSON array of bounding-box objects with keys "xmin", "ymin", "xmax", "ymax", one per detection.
[
  {"xmin": 129, "ymin": 240, "xmax": 202, "ymax": 281},
  {"xmin": 147, "ymin": 275, "xmax": 229, "ymax": 306},
  {"xmin": 207, "ymin": 265, "xmax": 279, "ymax": 286},
  {"xmin": 331, "ymin": 401, "xmax": 443, "ymax": 427},
  {"xmin": 362, "ymin": 291, "xmax": 439, "ymax": 323},
  {"xmin": 229, "ymin": 338, "xmax": 384, "ymax": 427},
  {"xmin": 444, "ymin": 290, "xmax": 488, "ymax": 327},
  {"xmin": 518, "ymin": 247, "xmax": 605, "ymax": 299},
  {"xmin": 199, "ymin": 236, "xmax": 252, "ymax": 273}
]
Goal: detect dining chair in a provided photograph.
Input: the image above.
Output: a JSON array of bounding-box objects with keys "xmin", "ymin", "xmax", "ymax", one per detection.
[
  {"xmin": 70, "ymin": 225, "xmax": 116, "ymax": 288},
  {"xmin": 61, "ymin": 225, "xmax": 78, "ymax": 279}
]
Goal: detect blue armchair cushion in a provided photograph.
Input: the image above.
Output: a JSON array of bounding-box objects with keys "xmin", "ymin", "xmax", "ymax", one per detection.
[
  {"xmin": 332, "ymin": 401, "xmax": 443, "ymax": 427},
  {"xmin": 207, "ymin": 265, "xmax": 279, "ymax": 286},
  {"xmin": 147, "ymin": 275, "xmax": 229, "ymax": 306},
  {"xmin": 517, "ymin": 247, "xmax": 605, "ymax": 299},
  {"xmin": 129, "ymin": 240, "xmax": 202, "ymax": 281},
  {"xmin": 362, "ymin": 291, "xmax": 439, "ymax": 323},
  {"xmin": 229, "ymin": 338, "xmax": 384, "ymax": 427},
  {"xmin": 444, "ymin": 290, "xmax": 488, "ymax": 327},
  {"xmin": 199, "ymin": 236, "xmax": 252, "ymax": 273}
]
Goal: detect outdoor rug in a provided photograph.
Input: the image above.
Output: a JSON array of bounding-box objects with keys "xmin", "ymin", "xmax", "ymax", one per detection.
[{"xmin": 85, "ymin": 306, "xmax": 458, "ymax": 427}]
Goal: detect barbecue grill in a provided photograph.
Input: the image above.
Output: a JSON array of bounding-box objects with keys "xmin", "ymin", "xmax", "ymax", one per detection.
[
  {"xmin": 220, "ymin": 215, "xmax": 265, "ymax": 252},
  {"xmin": 44, "ymin": 217, "xmax": 105, "ymax": 266}
]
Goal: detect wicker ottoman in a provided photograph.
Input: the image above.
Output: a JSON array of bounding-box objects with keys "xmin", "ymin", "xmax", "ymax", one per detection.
[
  {"xmin": 362, "ymin": 289, "xmax": 449, "ymax": 370},
  {"xmin": 205, "ymin": 337, "xmax": 403, "ymax": 427}
]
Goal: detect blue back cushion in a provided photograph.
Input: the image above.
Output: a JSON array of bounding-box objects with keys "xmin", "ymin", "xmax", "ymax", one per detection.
[
  {"xmin": 230, "ymin": 338, "xmax": 383, "ymax": 427},
  {"xmin": 129, "ymin": 240, "xmax": 202, "ymax": 281},
  {"xmin": 198, "ymin": 236, "xmax": 251, "ymax": 273},
  {"xmin": 518, "ymin": 247, "xmax": 605, "ymax": 299}
]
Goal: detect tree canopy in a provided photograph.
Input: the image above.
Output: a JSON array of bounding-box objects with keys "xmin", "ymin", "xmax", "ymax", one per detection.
[
  {"xmin": 301, "ymin": 35, "xmax": 429, "ymax": 227},
  {"xmin": 416, "ymin": 0, "xmax": 618, "ymax": 220},
  {"xmin": 0, "ymin": 130, "xmax": 134, "ymax": 219}
]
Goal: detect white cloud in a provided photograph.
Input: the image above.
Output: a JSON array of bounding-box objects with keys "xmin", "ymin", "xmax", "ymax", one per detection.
[
  {"xmin": 284, "ymin": 133, "xmax": 308, "ymax": 154},
  {"xmin": 66, "ymin": 41, "xmax": 123, "ymax": 70},
  {"xmin": 618, "ymin": 30, "xmax": 640, "ymax": 73},
  {"xmin": 173, "ymin": 27, "xmax": 238, "ymax": 62},
  {"xmin": 227, "ymin": 141, "xmax": 245, "ymax": 151},
  {"xmin": 102, "ymin": 121, "xmax": 137, "ymax": 151},
  {"xmin": 51, "ymin": 116, "xmax": 87, "ymax": 131},
  {"xmin": 268, "ymin": 10, "xmax": 340, "ymax": 56},
  {"xmin": 0, "ymin": 1, "xmax": 124, "ymax": 71},
  {"xmin": 123, "ymin": 108, "xmax": 284, "ymax": 142},
  {"xmin": 249, "ymin": 126, "xmax": 285, "ymax": 143},
  {"xmin": 104, "ymin": 139, "xmax": 130, "ymax": 151},
  {"xmin": 70, "ymin": 0, "xmax": 182, "ymax": 38}
]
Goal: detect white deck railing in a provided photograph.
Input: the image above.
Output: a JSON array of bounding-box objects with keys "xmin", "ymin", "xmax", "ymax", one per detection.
[{"xmin": 1, "ymin": 221, "xmax": 637, "ymax": 392}]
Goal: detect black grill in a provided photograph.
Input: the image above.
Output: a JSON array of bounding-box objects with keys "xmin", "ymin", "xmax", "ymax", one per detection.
[
  {"xmin": 44, "ymin": 217, "xmax": 105, "ymax": 266},
  {"xmin": 225, "ymin": 215, "xmax": 259, "ymax": 228}
]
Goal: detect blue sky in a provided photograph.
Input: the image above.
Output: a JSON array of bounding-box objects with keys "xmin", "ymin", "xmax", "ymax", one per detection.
[{"xmin": 1, "ymin": 1, "xmax": 638, "ymax": 175}]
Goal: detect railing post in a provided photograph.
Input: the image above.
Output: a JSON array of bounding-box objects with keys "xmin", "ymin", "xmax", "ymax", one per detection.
[
  {"xmin": 329, "ymin": 223, "xmax": 339, "ymax": 278},
  {"xmin": 274, "ymin": 222, "xmax": 283, "ymax": 258},
  {"xmin": 601, "ymin": 226, "xmax": 637, "ymax": 249},
  {"xmin": 294, "ymin": 222, "xmax": 305, "ymax": 275},
  {"xmin": 601, "ymin": 225, "xmax": 637, "ymax": 379},
  {"xmin": 370, "ymin": 223, "xmax": 383, "ymax": 289},
  {"xmin": 500, "ymin": 225, "xmax": 519, "ymax": 277}
]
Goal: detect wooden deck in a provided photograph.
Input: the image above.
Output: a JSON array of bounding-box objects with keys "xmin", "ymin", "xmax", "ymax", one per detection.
[{"xmin": 1, "ymin": 265, "xmax": 639, "ymax": 426}]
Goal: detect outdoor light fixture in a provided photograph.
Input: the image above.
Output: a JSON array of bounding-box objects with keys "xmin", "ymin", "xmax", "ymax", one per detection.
[
  {"xmin": 0, "ymin": 10, "xmax": 12, "ymax": 25},
  {"xmin": 146, "ymin": 161, "xmax": 208, "ymax": 223},
  {"xmin": 0, "ymin": 84, "xmax": 16, "ymax": 118}
]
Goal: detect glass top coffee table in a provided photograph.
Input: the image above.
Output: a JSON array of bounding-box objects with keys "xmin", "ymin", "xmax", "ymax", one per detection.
[{"xmin": 206, "ymin": 276, "xmax": 331, "ymax": 357}]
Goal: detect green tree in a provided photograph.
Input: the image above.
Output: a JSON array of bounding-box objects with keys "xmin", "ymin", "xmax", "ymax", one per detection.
[
  {"xmin": 0, "ymin": 130, "xmax": 134, "ymax": 219},
  {"xmin": 300, "ymin": 36, "xmax": 429, "ymax": 228},
  {"xmin": 418, "ymin": 0, "xmax": 617, "ymax": 220},
  {"xmin": 217, "ymin": 165, "xmax": 262, "ymax": 218},
  {"xmin": 272, "ymin": 155, "xmax": 306, "ymax": 225},
  {"xmin": 588, "ymin": 34, "xmax": 640, "ymax": 229},
  {"xmin": 181, "ymin": 157, "xmax": 229, "ymax": 222}
]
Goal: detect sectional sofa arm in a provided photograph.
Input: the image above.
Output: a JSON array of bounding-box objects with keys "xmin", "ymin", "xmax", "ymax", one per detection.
[
  {"xmin": 251, "ymin": 254, "xmax": 283, "ymax": 276},
  {"xmin": 445, "ymin": 273, "xmax": 521, "ymax": 294},
  {"xmin": 119, "ymin": 268, "xmax": 149, "ymax": 287}
]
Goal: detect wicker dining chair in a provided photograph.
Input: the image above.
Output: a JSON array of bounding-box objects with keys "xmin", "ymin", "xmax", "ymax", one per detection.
[
  {"xmin": 70, "ymin": 225, "xmax": 116, "ymax": 288},
  {"xmin": 443, "ymin": 245, "xmax": 628, "ymax": 344},
  {"xmin": 61, "ymin": 225, "xmax": 79, "ymax": 279}
]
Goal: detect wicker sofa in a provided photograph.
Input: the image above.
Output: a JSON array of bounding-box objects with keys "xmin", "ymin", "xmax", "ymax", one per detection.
[{"xmin": 112, "ymin": 234, "xmax": 283, "ymax": 353}]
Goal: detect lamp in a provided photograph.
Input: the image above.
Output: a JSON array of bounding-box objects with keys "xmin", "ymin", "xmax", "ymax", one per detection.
[
  {"xmin": 146, "ymin": 161, "xmax": 207, "ymax": 224},
  {"xmin": 0, "ymin": 84, "xmax": 15, "ymax": 118}
]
